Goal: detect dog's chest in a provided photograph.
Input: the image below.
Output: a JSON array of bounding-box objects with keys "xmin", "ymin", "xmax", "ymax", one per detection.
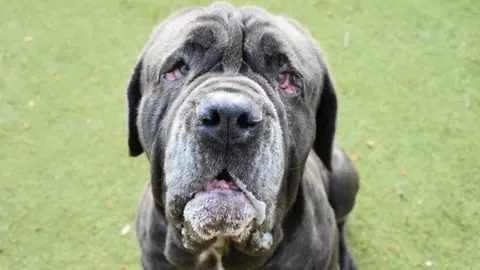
[{"xmin": 197, "ymin": 237, "xmax": 226, "ymax": 270}]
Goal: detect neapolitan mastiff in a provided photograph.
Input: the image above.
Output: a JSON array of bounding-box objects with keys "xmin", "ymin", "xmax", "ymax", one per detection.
[{"xmin": 126, "ymin": 2, "xmax": 360, "ymax": 269}]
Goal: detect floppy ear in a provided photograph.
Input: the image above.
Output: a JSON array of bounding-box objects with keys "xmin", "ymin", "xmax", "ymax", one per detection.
[
  {"xmin": 126, "ymin": 59, "xmax": 144, "ymax": 157},
  {"xmin": 313, "ymin": 68, "xmax": 338, "ymax": 171}
]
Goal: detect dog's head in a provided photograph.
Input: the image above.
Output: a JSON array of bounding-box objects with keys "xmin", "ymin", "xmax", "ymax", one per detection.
[{"xmin": 126, "ymin": 2, "xmax": 337, "ymax": 254}]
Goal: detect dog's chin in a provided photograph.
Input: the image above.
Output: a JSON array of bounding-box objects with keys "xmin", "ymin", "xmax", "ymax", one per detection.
[
  {"xmin": 181, "ymin": 172, "xmax": 268, "ymax": 249},
  {"xmin": 183, "ymin": 183, "xmax": 256, "ymax": 242}
]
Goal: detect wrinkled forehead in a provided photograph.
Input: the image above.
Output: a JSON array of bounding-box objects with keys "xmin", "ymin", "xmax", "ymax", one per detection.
[{"xmin": 142, "ymin": 3, "xmax": 320, "ymax": 76}]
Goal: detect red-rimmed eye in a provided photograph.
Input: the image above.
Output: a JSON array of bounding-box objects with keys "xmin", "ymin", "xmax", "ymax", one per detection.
[
  {"xmin": 163, "ymin": 62, "xmax": 189, "ymax": 81},
  {"xmin": 277, "ymin": 72, "xmax": 298, "ymax": 95}
]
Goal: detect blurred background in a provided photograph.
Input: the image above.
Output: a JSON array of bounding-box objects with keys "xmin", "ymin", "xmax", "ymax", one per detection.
[{"xmin": 1, "ymin": 0, "xmax": 478, "ymax": 269}]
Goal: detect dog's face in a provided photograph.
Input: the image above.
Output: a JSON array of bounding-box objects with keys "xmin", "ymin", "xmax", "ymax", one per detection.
[{"xmin": 127, "ymin": 2, "xmax": 337, "ymax": 254}]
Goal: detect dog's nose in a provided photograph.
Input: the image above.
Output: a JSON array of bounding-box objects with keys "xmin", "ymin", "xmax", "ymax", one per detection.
[{"xmin": 196, "ymin": 92, "xmax": 263, "ymax": 144}]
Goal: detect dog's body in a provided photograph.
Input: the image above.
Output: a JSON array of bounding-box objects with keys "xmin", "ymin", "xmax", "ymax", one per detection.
[{"xmin": 126, "ymin": 3, "xmax": 360, "ymax": 269}]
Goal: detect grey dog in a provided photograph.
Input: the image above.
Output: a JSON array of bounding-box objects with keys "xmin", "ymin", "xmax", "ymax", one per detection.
[{"xmin": 126, "ymin": 2, "xmax": 360, "ymax": 269}]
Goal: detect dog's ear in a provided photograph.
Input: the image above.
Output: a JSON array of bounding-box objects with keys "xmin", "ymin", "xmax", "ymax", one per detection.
[
  {"xmin": 126, "ymin": 59, "xmax": 144, "ymax": 157},
  {"xmin": 313, "ymin": 68, "xmax": 338, "ymax": 171}
]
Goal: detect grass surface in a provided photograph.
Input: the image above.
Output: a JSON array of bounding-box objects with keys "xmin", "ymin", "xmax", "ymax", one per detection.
[{"xmin": 1, "ymin": 0, "xmax": 479, "ymax": 269}]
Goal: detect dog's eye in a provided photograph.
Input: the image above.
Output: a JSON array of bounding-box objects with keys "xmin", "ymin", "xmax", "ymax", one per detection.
[
  {"xmin": 163, "ymin": 61, "xmax": 189, "ymax": 81},
  {"xmin": 277, "ymin": 72, "xmax": 299, "ymax": 95}
]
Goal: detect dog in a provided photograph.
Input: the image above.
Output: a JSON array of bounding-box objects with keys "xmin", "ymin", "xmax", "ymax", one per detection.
[{"xmin": 125, "ymin": 2, "xmax": 360, "ymax": 269}]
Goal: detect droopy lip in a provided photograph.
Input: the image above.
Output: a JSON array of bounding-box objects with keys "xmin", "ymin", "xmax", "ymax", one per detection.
[{"xmin": 191, "ymin": 170, "xmax": 267, "ymax": 226}]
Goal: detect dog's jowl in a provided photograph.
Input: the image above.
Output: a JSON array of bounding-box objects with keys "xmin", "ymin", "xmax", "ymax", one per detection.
[{"xmin": 126, "ymin": 2, "xmax": 360, "ymax": 270}]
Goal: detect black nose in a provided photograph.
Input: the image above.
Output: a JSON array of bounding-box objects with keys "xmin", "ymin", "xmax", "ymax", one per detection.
[{"xmin": 196, "ymin": 92, "xmax": 263, "ymax": 144}]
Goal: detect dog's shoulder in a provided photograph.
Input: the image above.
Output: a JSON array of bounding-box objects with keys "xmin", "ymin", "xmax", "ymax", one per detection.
[
  {"xmin": 303, "ymin": 150, "xmax": 330, "ymax": 196},
  {"xmin": 301, "ymin": 149, "xmax": 338, "ymax": 237}
]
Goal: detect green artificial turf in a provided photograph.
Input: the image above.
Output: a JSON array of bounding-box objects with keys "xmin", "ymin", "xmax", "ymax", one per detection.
[{"xmin": 1, "ymin": 0, "xmax": 479, "ymax": 269}]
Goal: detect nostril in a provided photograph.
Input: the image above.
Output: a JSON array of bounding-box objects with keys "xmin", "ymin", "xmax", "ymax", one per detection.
[
  {"xmin": 237, "ymin": 112, "xmax": 263, "ymax": 129},
  {"xmin": 201, "ymin": 110, "xmax": 221, "ymax": 127},
  {"xmin": 237, "ymin": 113, "xmax": 250, "ymax": 129}
]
